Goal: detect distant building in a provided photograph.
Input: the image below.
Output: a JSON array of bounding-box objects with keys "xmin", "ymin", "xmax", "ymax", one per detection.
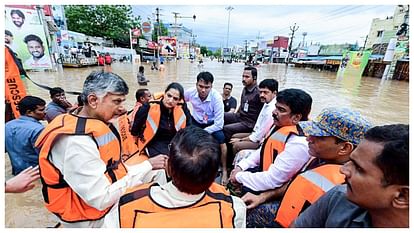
[{"xmin": 365, "ymin": 5, "xmax": 408, "ymax": 53}]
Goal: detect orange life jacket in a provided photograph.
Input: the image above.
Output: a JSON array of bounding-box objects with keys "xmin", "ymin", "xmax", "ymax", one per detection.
[
  {"xmin": 35, "ymin": 113, "xmax": 127, "ymax": 223},
  {"xmin": 5, "ymin": 47, "xmax": 27, "ymax": 119},
  {"xmin": 117, "ymin": 113, "xmax": 139, "ymax": 158},
  {"xmin": 127, "ymin": 102, "xmax": 143, "ymax": 124},
  {"xmin": 260, "ymin": 125, "xmax": 303, "ymax": 171},
  {"xmin": 118, "ymin": 182, "xmax": 236, "ymax": 228},
  {"xmin": 136, "ymin": 101, "xmax": 187, "ymax": 152},
  {"xmin": 275, "ymin": 164, "xmax": 345, "ymax": 227}
]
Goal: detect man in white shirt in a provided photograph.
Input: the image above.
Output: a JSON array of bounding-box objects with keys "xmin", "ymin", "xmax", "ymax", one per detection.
[
  {"xmin": 23, "ymin": 34, "xmax": 52, "ymax": 69},
  {"xmin": 229, "ymin": 79, "xmax": 278, "ymax": 156},
  {"xmin": 35, "ymin": 71, "xmax": 167, "ymax": 227},
  {"xmin": 104, "ymin": 126, "xmax": 246, "ymax": 228},
  {"xmin": 229, "ymin": 88, "xmax": 312, "ymax": 193}
]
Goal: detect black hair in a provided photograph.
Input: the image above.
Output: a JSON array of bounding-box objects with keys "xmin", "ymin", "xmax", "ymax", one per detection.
[
  {"xmin": 223, "ymin": 82, "xmax": 233, "ymax": 89},
  {"xmin": 10, "ymin": 9, "xmax": 25, "ymax": 19},
  {"xmin": 5, "ymin": 30, "xmax": 13, "ymax": 37},
  {"xmin": 276, "ymin": 88, "xmax": 312, "ymax": 121},
  {"xmin": 196, "ymin": 71, "xmax": 214, "ymax": 84},
  {"xmin": 259, "ymin": 79, "xmax": 278, "ymax": 93},
  {"xmin": 18, "ymin": 96, "xmax": 46, "ymax": 115},
  {"xmin": 168, "ymin": 126, "xmax": 220, "ymax": 194},
  {"xmin": 24, "ymin": 34, "xmax": 43, "ymax": 45},
  {"xmin": 49, "ymin": 87, "xmax": 65, "ymax": 98},
  {"xmin": 135, "ymin": 88, "xmax": 149, "ymax": 101},
  {"xmin": 165, "ymin": 82, "xmax": 184, "ymax": 100},
  {"xmin": 139, "ymin": 65, "xmax": 144, "ymax": 73},
  {"xmin": 244, "ymin": 66, "xmax": 257, "ymax": 80},
  {"xmin": 364, "ymin": 124, "xmax": 409, "ymax": 186}
]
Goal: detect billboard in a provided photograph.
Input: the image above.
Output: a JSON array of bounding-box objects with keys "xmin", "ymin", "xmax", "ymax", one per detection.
[
  {"xmin": 337, "ymin": 51, "xmax": 371, "ymax": 77},
  {"xmin": 5, "ymin": 7, "xmax": 52, "ymax": 69},
  {"xmin": 159, "ymin": 36, "xmax": 176, "ymax": 57}
]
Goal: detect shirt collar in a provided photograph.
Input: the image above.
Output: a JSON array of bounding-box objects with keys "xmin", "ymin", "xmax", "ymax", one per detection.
[
  {"xmin": 19, "ymin": 115, "xmax": 41, "ymax": 123},
  {"xmin": 245, "ymin": 84, "xmax": 258, "ymax": 93},
  {"xmin": 163, "ymin": 181, "xmax": 205, "ymax": 202}
]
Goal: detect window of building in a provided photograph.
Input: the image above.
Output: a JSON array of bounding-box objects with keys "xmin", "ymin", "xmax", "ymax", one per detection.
[{"xmin": 377, "ymin": 31, "xmax": 384, "ymax": 37}]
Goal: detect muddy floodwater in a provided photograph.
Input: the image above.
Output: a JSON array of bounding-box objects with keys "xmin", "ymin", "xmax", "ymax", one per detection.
[{"xmin": 4, "ymin": 59, "xmax": 409, "ymax": 227}]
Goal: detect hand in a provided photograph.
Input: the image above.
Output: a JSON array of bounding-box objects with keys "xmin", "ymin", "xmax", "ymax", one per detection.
[
  {"xmin": 229, "ymin": 138, "xmax": 240, "ymax": 144},
  {"xmin": 5, "ymin": 166, "xmax": 40, "ymax": 193},
  {"xmin": 58, "ymin": 97, "xmax": 72, "ymax": 109},
  {"xmin": 241, "ymin": 192, "xmax": 264, "ymax": 209},
  {"xmin": 148, "ymin": 154, "xmax": 168, "ymax": 170},
  {"xmin": 229, "ymin": 166, "xmax": 242, "ymax": 185}
]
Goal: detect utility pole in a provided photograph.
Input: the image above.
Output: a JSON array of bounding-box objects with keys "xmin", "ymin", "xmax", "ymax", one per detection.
[
  {"xmin": 361, "ymin": 34, "xmax": 368, "ymax": 51},
  {"xmin": 156, "ymin": 7, "xmax": 161, "ymax": 66},
  {"xmin": 286, "ymin": 23, "xmax": 299, "ymax": 64},
  {"xmin": 244, "ymin": 40, "xmax": 248, "ymax": 61}
]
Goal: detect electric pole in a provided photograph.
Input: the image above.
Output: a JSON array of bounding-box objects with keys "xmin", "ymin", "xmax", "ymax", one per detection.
[
  {"xmin": 362, "ymin": 34, "xmax": 368, "ymax": 51},
  {"xmin": 225, "ymin": 6, "xmax": 234, "ymax": 49},
  {"xmin": 244, "ymin": 40, "xmax": 248, "ymax": 61},
  {"xmin": 302, "ymin": 32, "xmax": 307, "ymax": 48},
  {"xmin": 156, "ymin": 7, "xmax": 160, "ymax": 65},
  {"xmin": 286, "ymin": 23, "xmax": 299, "ymax": 64}
]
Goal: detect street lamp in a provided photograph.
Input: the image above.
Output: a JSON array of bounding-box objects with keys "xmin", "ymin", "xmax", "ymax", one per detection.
[
  {"xmin": 172, "ymin": 12, "xmax": 196, "ymax": 59},
  {"xmin": 225, "ymin": 6, "xmax": 234, "ymax": 49}
]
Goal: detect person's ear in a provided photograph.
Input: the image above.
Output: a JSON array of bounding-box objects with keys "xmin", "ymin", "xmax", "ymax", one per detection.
[
  {"xmin": 392, "ymin": 186, "xmax": 409, "ymax": 209},
  {"xmin": 292, "ymin": 114, "xmax": 302, "ymax": 124},
  {"xmin": 338, "ymin": 142, "xmax": 354, "ymax": 156},
  {"xmin": 87, "ymin": 94, "xmax": 98, "ymax": 109}
]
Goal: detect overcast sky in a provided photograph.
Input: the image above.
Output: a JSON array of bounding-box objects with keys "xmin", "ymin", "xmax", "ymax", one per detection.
[{"xmin": 132, "ymin": 5, "xmax": 399, "ymax": 48}]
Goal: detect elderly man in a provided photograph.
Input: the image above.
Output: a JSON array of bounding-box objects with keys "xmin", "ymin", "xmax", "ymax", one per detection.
[
  {"xmin": 104, "ymin": 126, "xmax": 247, "ymax": 228},
  {"xmin": 35, "ymin": 71, "xmax": 167, "ymax": 227},
  {"xmin": 240, "ymin": 107, "xmax": 372, "ymax": 227},
  {"xmin": 293, "ymin": 124, "xmax": 408, "ymax": 227}
]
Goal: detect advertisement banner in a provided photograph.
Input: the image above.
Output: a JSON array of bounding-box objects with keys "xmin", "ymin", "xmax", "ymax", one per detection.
[
  {"xmin": 158, "ymin": 36, "xmax": 176, "ymax": 57},
  {"xmin": 5, "ymin": 7, "xmax": 52, "ymax": 69},
  {"xmin": 337, "ymin": 51, "xmax": 371, "ymax": 77}
]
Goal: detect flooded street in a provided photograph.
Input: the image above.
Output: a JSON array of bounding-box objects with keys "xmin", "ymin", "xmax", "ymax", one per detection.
[{"xmin": 5, "ymin": 59, "xmax": 409, "ymax": 227}]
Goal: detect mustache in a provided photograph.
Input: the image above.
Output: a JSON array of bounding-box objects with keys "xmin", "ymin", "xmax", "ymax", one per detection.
[{"xmin": 272, "ymin": 113, "xmax": 277, "ymax": 120}]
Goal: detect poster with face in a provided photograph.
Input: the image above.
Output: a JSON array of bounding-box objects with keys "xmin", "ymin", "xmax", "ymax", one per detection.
[{"xmin": 5, "ymin": 6, "xmax": 52, "ymax": 70}]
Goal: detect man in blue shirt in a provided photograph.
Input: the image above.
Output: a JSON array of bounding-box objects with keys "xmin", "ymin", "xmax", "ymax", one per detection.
[
  {"xmin": 45, "ymin": 87, "xmax": 72, "ymax": 123},
  {"xmin": 5, "ymin": 96, "xmax": 46, "ymax": 175},
  {"xmin": 184, "ymin": 71, "xmax": 227, "ymax": 183}
]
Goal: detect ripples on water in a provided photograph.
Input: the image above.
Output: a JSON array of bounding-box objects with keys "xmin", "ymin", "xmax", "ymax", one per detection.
[{"xmin": 5, "ymin": 59, "xmax": 409, "ymax": 227}]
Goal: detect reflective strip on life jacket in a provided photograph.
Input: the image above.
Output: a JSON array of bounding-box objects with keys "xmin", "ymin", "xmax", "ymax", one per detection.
[
  {"xmin": 275, "ymin": 164, "xmax": 344, "ymax": 227},
  {"xmin": 300, "ymin": 170, "xmax": 336, "ymax": 192}
]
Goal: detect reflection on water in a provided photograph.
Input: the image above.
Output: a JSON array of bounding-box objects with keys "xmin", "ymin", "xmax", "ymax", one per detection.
[{"xmin": 5, "ymin": 59, "xmax": 409, "ymax": 227}]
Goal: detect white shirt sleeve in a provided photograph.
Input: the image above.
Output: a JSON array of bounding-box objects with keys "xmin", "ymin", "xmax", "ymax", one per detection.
[
  {"xmin": 236, "ymin": 147, "xmax": 261, "ymax": 170},
  {"xmin": 232, "ymin": 196, "xmax": 247, "ymax": 228},
  {"xmin": 248, "ymin": 98, "xmax": 276, "ymax": 142},
  {"xmin": 235, "ymin": 135, "xmax": 310, "ymax": 191},
  {"xmin": 50, "ymin": 135, "xmax": 153, "ymax": 211}
]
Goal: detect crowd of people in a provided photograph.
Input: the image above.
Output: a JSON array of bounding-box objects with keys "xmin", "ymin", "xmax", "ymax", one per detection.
[{"xmin": 4, "ymin": 66, "xmax": 409, "ymax": 228}]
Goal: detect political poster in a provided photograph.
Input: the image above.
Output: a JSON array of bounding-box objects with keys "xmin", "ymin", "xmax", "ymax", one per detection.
[
  {"xmin": 5, "ymin": 6, "xmax": 52, "ymax": 70},
  {"xmin": 159, "ymin": 36, "xmax": 177, "ymax": 57},
  {"xmin": 337, "ymin": 51, "xmax": 371, "ymax": 77}
]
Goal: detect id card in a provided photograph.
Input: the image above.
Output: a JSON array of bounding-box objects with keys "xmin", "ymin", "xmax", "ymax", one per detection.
[{"xmin": 243, "ymin": 102, "xmax": 249, "ymax": 112}]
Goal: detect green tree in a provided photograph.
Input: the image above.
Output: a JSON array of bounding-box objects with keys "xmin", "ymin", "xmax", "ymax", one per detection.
[
  {"xmin": 200, "ymin": 46, "xmax": 208, "ymax": 56},
  {"xmin": 152, "ymin": 21, "xmax": 169, "ymax": 42},
  {"xmin": 213, "ymin": 49, "xmax": 222, "ymax": 58},
  {"xmin": 64, "ymin": 5, "xmax": 140, "ymax": 47}
]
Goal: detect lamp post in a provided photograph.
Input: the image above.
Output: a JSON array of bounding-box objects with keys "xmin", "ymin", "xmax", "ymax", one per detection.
[
  {"xmin": 225, "ymin": 6, "xmax": 234, "ymax": 50},
  {"xmin": 172, "ymin": 12, "xmax": 196, "ymax": 59}
]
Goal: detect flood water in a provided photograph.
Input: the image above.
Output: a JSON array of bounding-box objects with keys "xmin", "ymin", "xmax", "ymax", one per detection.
[{"xmin": 4, "ymin": 59, "xmax": 409, "ymax": 227}]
